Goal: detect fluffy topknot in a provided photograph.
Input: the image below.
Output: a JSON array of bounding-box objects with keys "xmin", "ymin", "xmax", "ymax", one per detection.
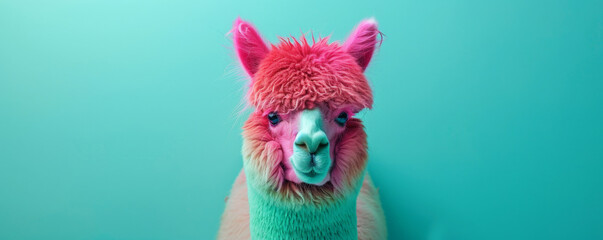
[{"xmin": 248, "ymin": 37, "xmax": 373, "ymax": 114}]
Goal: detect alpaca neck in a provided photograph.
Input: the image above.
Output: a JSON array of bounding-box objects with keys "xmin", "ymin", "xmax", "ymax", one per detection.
[{"xmin": 247, "ymin": 184, "xmax": 358, "ymax": 239}]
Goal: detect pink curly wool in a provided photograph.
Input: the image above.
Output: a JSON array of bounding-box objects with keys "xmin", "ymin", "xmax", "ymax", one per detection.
[{"xmin": 250, "ymin": 37, "xmax": 373, "ymax": 114}]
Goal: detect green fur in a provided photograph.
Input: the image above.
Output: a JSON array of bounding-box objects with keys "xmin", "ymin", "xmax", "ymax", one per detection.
[{"xmin": 247, "ymin": 183, "xmax": 360, "ymax": 239}]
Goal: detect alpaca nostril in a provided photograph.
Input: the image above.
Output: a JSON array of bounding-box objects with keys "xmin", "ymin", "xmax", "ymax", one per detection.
[
  {"xmin": 295, "ymin": 143, "xmax": 308, "ymax": 151},
  {"xmin": 316, "ymin": 142, "xmax": 328, "ymax": 153}
]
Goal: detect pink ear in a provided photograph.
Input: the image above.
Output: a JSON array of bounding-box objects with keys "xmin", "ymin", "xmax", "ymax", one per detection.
[
  {"xmin": 342, "ymin": 18, "xmax": 380, "ymax": 71},
  {"xmin": 232, "ymin": 18, "xmax": 270, "ymax": 77}
]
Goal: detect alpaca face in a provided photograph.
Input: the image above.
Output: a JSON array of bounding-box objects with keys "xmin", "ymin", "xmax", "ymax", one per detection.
[
  {"xmin": 242, "ymin": 108, "xmax": 368, "ymax": 198},
  {"xmin": 264, "ymin": 105, "xmax": 354, "ymax": 185},
  {"xmin": 233, "ymin": 18, "xmax": 380, "ymax": 199}
]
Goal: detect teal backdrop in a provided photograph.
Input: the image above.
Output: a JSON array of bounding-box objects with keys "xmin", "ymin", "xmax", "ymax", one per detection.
[{"xmin": 1, "ymin": 0, "xmax": 602, "ymax": 239}]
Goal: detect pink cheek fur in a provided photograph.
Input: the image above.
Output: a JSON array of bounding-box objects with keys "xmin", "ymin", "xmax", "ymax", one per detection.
[{"xmin": 268, "ymin": 115, "xmax": 300, "ymax": 183}]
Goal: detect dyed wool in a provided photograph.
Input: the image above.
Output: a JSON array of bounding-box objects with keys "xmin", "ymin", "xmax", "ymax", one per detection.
[{"xmin": 218, "ymin": 18, "xmax": 387, "ymax": 240}]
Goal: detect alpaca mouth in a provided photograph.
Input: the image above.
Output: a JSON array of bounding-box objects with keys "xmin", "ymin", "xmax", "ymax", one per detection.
[
  {"xmin": 290, "ymin": 156, "xmax": 328, "ymax": 175},
  {"xmin": 290, "ymin": 156, "xmax": 331, "ymax": 185},
  {"xmin": 296, "ymin": 168, "xmax": 318, "ymax": 178}
]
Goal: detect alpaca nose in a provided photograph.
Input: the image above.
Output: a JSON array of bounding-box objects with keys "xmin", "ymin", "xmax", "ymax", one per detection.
[
  {"xmin": 295, "ymin": 131, "xmax": 329, "ymax": 154},
  {"xmin": 294, "ymin": 109, "xmax": 329, "ymax": 154}
]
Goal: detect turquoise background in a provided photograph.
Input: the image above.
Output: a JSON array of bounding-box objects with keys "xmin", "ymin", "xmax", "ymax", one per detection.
[{"xmin": 1, "ymin": 0, "xmax": 602, "ymax": 239}]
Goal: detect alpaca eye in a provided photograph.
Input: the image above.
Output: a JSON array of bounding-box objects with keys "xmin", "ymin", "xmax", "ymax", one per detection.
[
  {"xmin": 267, "ymin": 112, "xmax": 281, "ymax": 125},
  {"xmin": 335, "ymin": 112, "xmax": 348, "ymax": 126}
]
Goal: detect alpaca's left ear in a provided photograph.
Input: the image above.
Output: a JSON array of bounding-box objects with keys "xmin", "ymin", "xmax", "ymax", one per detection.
[
  {"xmin": 343, "ymin": 18, "xmax": 380, "ymax": 72},
  {"xmin": 232, "ymin": 17, "xmax": 270, "ymax": 78}
]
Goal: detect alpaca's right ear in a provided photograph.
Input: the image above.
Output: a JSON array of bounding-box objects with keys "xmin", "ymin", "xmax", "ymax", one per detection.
[{"xmin": 232, "ymin": 18, "xmax": 269, "ymax": 78}]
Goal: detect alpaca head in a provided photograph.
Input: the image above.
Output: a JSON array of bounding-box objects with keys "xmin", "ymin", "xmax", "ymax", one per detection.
[{"xmin": 233, "ymin": 18, "xmax": 380, "ymax": 202}]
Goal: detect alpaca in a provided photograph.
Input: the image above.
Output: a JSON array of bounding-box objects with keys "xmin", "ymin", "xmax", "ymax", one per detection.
[{"xmin": 217, "ymin": 18, "xmax": 387, "ymax": 239}]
